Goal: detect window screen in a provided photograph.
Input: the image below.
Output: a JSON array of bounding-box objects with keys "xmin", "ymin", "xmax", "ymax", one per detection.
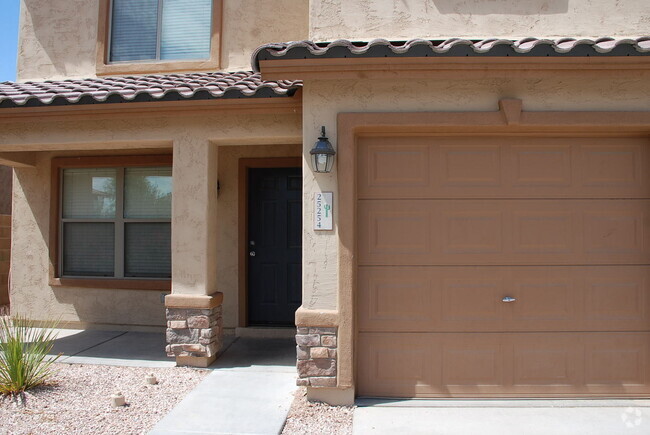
[{"xmin": 109, "ymin": 0, "xmax": 212, "ymax": 62}]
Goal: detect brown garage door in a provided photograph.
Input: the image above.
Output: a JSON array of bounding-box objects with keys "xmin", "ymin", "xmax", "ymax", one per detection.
[{"xmin": 356, "ymin": 136, "xmax": 650, "ymax": 398}]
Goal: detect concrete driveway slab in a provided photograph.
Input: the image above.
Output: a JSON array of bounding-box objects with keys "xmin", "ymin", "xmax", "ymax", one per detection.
[{"xmin": 353, "ymin": 400, "xmax": 650, "ymax": 435}]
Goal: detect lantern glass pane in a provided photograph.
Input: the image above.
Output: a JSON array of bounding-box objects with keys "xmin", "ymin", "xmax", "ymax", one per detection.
[{"xmin": 325, "ymin": 154, "xmax": 334, "ymax": 172}]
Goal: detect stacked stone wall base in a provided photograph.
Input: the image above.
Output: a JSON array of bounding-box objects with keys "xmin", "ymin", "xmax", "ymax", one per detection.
[
  {"xmin": 296, "ymin": 327, "xmax": 338, "ymax": 388},
  {"xmin": 166, "ymin": 305, "xmax": 223, "ymax": 361}
]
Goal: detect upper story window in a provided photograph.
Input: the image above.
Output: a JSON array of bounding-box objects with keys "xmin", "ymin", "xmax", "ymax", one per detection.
[{"xmin": 109, "ymin": 0, "xmax": 213, "ymax": 63}]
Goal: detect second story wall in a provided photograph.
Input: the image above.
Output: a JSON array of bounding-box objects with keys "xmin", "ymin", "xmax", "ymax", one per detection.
[
  {"xmin": 18, "ymin": 0, "xmax": 98, "ymax": 82},
  {"xmin": 17, "ymin": 0, "xmax": 309, "ymax": 82},
  {"xmin": 310, "ymin": 0, "xmax": 650, "ymax": 41}
]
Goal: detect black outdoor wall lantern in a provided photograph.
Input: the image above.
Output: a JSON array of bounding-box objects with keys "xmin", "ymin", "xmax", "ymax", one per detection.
[{"xmin": 310, "ymin": 126, "xmax": 336, "ymax": 173}]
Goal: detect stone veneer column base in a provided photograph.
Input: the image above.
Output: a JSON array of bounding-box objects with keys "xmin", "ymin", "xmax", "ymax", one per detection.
[
  {"xmin": 165, "ymin": 293, "xmax": 223, "ymax": 367},
  {"xmin": 296, "ymin": 326, "xmax": 338, "ymax": 388}
]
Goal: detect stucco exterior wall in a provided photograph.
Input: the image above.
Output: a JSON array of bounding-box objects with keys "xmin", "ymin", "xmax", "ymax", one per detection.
[
  {"xmin": 17, "ymin": 0, "xmax": 98, "ymax": 82},
  {"xmin": 17, "ymin": 0, "xmax": 309, "ymax": 82},
  {"xmin": 3, "ymin": 110, "xmax": 301, "ymax": 328},
  {"xmin": 221, "ymin": 0, "xmax": 308, "ymax": 73},
  {"xmin": 301, "ymin": 76, "xmax": 650, "ymax": 311},
  {"xmin": 216, "ymin": 144, "xmax": 302, "ymax": 329},
  {"xmin": 309, "ymin": 0, "xmax": 650, "ymax": 41}
]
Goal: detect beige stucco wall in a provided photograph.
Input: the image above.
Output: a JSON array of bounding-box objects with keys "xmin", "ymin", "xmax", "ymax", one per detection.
[
  {"xmin": 17, "ymin": 0, "xmax": 309, "ymax": 82},
  {"xmin": 3, "ymin": 109, "xmax": 301, "ymax": 328},
  {"xmin": 301, "ymin": 76, "xmax": 650, "ymax": 311},
  {"xmin": 17, "ymin": 0, "xmax": 98, "ymax": 82},
  {"xmin": 309, "ymin": 0, "xmax": 650, "ymax": 41},
  {"xmin": 221, "ymin": 0, "xmax": 308, "ymax": 74}
]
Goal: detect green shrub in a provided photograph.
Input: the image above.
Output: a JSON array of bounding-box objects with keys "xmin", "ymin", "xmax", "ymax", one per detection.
[{"xmin": 0, "ymin": 316, "xmax": 61, "ymax": 395}]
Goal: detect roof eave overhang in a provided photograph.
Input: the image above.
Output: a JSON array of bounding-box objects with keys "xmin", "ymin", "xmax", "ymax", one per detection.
[
  {"xmin": 0, "ymin": 90, "xmax": 302, "ymax": 123},
  {"xmin": 259, "ymin": 56, "xmax": 650, "ymax": 81}
]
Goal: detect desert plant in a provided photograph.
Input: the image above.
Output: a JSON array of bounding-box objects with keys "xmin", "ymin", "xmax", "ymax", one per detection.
[{"xmin": 0, "ymin": 316, "xmax": 61, "ymax": 395}]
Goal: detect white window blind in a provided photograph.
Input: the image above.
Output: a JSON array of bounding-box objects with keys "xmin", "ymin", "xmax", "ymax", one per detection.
[
  {"xmin": 109, "ymin": 0, "xmax": 212, "ymax": 63},
  {"xmin": 110, "ymin": 0, "xmax": 159, "ymax": 62},
  {"xmin": 161, "ymin": 0, "xmax": 212, "ymax": 60}
]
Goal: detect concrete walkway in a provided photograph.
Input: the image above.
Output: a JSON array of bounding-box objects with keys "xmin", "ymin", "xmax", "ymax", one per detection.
[
  {"xmin": 49, "ymin": 328, "xmax": 176, "ymax": 367},
  {"xmin": 354, "ymin": 398, "xmax": 650, "ymax": 435},
  {"xmin": 150, "ymin": 337, "xmax": 297, "ymax": 435}
]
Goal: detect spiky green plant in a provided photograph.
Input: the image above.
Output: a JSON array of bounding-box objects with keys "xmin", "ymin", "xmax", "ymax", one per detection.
[{"xmin": 0, "ymin": 316, "xmax": 61, "ymax": 395}]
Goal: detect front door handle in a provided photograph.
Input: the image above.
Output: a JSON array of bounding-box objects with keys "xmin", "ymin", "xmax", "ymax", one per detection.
[
  {"xmin": 249, "ymin": 251, "xmax": 256, "ymax": 257},
  {"xmin": 502, "ymin": 296, "xmax": 516, "ymax": 303}
]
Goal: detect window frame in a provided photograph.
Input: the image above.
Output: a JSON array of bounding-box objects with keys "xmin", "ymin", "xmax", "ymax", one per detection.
[
  {"xmin": 96, "ymin": 0, "xmax": 222, "ymax": 76},
  {"xmin": 50, "ymin": 155, "xmax": 173, "ymax": 291}
]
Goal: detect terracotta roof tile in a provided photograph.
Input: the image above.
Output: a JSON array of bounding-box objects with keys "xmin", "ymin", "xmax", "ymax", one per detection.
[
  {"xmin": 0, "ymin": 71, "xmax": 302, "ymax": 108},
  {"xmin": 252, "ymin": 37, "xmax": 650, "ymax": 71}
]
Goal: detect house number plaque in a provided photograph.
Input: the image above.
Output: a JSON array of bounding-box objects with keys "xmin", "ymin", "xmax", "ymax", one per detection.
[{"xmin": 314, "ymin": 192, "xmax": 333, "ymax": 231}]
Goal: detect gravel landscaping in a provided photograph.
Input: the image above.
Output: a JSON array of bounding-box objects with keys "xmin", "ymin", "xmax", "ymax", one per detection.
[
  {"xmin": 282, "ymin": 387, "xmax": 355, "ymax": 435},
  {"xmin": 0, "ymin": 363, "xmax": 207, "ymax": 434}
]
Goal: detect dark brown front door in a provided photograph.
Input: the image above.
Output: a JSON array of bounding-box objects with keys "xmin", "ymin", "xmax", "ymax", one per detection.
[{"xmin": 247, "ymin": 167, "xmax": 302, "ymax": 325}]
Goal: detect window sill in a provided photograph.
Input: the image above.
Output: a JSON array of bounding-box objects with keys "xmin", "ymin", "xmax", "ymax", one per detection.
[
  {"xmin": 50, "ymin": 277, "xmax": 171, "ymax": 291},
  {"xmin": 96, "ymin": 59, "xmax": 219, "ymax": 77}
]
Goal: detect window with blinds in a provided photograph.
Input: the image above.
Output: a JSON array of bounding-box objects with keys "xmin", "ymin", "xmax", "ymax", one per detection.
[
  {"xmin": 60, "ymin": 166, "xmax": 172, "ymax": 279},
  {"xmin": 109, "ymin": 0, "xmax": 212, "ymax": 63}
]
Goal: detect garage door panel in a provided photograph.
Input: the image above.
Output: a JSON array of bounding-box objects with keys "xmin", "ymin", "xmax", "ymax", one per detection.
[
  {"xmin": 511, "ymin": 336, "xmax": 581, "ymax": 387},
  {"xmin": 358, "ymin": 266, "xmax": 650, "ymax": 332},
  {"xmin": 584, "ymin": 334, "xmax": 650, "ymax": 387},
  {"xmin": 584, "ymin": 270, "xmax": 648, "ymax": 327},
  {"xmin": 442, "ymin": 335, "xmax": 505, "ymax": 387},
  {"xmin": 358, "ymin": 137, "xmax": 650, "ymax": 199},
  {"xmin": 511, "ymin": 144, "xmax": 572, "ymax": 187},
  {"xmin": 443, "ymin": 210, "xmax": 504, "ymax": 254},
  {"xmin": 357, "ymin": 333, "xmax": 441, "ymax": 398},
  {"xmin": 357, "ymin": 267, "xmax": 436, "ymax": 331},
  {"xmin": 581, "ymin": 144, "xmax": 644, "ymax": 188},
  {"xmin": 359, "ymin": 199, "xmax": 650, "ymax": 265},
  {"xmin": 357, "ymin": 332, "xmax": 650, "ymax": 397},
  {"xmin": 439, "ymin": 143, "xmax": 502, "ymax": 187},
  {"xmin": 512, "ymin": 210, "xmax": 574, "ymax": 254}
]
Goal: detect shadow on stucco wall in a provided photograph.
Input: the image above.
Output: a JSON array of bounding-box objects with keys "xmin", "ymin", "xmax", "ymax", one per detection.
[
  {"xmin": 0, "ymin": 166, "xmax": 12, "ymax": 215},
  {"xmin": 433, "ymin": 0, "xmax": 568, "ymax": 15}
]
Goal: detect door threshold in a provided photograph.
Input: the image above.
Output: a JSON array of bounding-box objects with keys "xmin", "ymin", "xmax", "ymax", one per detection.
[{"xmin": 235, "ymin": 326, "xmax": 295, "ymax": 339}]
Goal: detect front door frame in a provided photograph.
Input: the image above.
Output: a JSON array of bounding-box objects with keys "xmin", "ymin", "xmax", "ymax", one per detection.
[{"xmin": 238, "ymin": 157, "xmax": 302, "ymax": 327}]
